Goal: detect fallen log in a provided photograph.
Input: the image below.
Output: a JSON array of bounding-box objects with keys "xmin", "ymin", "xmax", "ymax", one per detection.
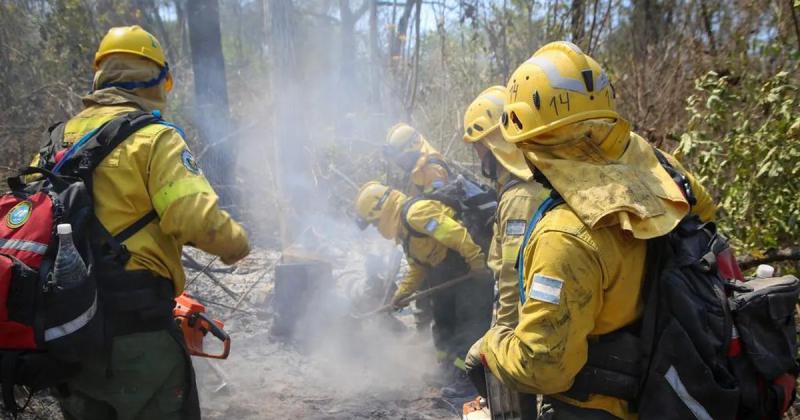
[{"xmin": 738, "ymin": 247, "xmax": 800, "ymax": 270}]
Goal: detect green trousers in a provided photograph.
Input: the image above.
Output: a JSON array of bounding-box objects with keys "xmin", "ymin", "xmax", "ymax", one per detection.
[{"xmin": 58, "ymin": 330, "xmax": 191, "ymax": 420}]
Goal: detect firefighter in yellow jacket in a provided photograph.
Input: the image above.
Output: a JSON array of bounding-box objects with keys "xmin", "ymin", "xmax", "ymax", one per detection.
[
  {"xmin": 383, "ymin": 123, "xmax": 451, "ymax": 196},
  {"xmin": 355, "ymin": 181, "xmax": 492, "ymax": 396},
  {"xmin": 462, "ymin": 86, "xmax": 549, "ymax": 329},
  {"xmin": 466, "ymin": 42, "xmax": 716, "ymax": 419},
  {"xmin": 35, "ymin": 26, "xmax": 250, "ymax": 420}
]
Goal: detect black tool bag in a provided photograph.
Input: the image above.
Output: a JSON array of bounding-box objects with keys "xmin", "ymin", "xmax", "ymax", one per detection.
[
  {"xmin": 401, "ymin": 174, "xmax": 497, "ymax": 253},
  {"xmin": 520, "ymin": 148, "xmax": 800, "ymax": 419},
  {"xmin": 730, "ymin": 275, "xmax": 800, "ymax": 419}
]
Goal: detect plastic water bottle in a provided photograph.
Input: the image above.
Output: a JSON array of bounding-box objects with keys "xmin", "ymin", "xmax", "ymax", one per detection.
[
  {"xmin": 755, "ymin": 264, "xmax": 775, "ymax": 279},
  {"xmin": 52, "ymin": 224, "xmax": 88, "ymax": 290}
]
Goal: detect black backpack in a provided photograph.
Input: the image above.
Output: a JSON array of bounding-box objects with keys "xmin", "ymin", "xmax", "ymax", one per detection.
[
  {"xmin": 0, "ymin": 111, "xmax": 164, "ymax": 413},
  {"xmin": 401, "ymin": 174, "xmax": 497, "ymax": 254},
  {"xmin": 517, "ymin": 150, "xmax": 799, "ymax": 419}
]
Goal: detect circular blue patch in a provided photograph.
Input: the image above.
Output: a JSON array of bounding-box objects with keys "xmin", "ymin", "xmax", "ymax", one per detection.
[
  {"xmin": 181, "ymin": 150, "xmax": 201, "ymax": 175},
  {"xmin": 6, "ymin": 201, "xmax": 32, "ymax": 229}
]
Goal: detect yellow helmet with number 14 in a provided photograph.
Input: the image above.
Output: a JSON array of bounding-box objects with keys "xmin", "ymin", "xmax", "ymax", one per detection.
[{"xmin": 501, "ymin": 41, "xmax": 618, "ymax": 144}]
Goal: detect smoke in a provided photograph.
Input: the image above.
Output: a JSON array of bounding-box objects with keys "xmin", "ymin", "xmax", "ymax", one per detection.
[{"xmin": 191, "ymin": 4, "xmax": 451, "ymax": 418}]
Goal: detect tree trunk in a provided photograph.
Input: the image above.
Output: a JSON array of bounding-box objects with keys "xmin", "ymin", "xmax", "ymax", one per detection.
[
  {"xmin": 338, "ymin": 0, "xmax": 369, "ymax": 113},
  {"xmin": 570, "ymin": 0, "xmax": 585, "ymax": 47},
  {"xmin": 389, "ymin": 0, "xmax": 415, "ymax": 69},
  {"xmin": 368, "ymin": 0, "xmax": 381, "ymax": 105},
  {"xmin": 269, "ymin": 0, "xmax": 314, "ymax": 246},
  {"xmin": 186, "ymin": 0, "xmax": 235, "ymax": 208}
]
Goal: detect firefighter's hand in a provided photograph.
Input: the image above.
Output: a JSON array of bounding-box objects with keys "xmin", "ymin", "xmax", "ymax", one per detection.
[
  {"xmin": 391, "ymin": 293, "xmax": 410, "ymax": 311},
  {"xmin": 465, "ymin": 337, "xmax": 485, "ymax": 371},
  {"xmin": 468, "ymin": 264, "xmax": 493, "ymax": 281},
  {"xmin": 465, "ymin": 337, "xmax": 488, "ymax": 398}
]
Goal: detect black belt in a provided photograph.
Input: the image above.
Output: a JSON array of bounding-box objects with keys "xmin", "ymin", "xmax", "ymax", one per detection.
[{"xmin": 100, "ymin": 269, "xmax": 176, "ymax": 337}]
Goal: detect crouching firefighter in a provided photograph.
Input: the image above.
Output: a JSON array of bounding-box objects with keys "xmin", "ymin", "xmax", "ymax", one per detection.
[
  {"xmin": 354, "ymin": 182, "xmax": 493, "ymax": 398},
  {"xmin": 467, "ymin": 41, "xmax": 798, "ymax": 420},
  {"xmin": 0, "ymin": 25, "xmax": 250, "ymax": 419}
]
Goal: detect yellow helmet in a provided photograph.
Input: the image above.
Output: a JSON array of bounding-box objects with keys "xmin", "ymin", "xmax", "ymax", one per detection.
[
  {"xmin": 501, "ymin": 41, "xmax": 618, "ymax": 143},
  {"xmin": 384, "ymin": 123, "xmax": 426, "ymax": 170},
  {"xmin": 354, "ymin": 181, "xmax": 394, "ymax": 229},
  {"xmin": 94, "ymin": 26, "xmax": 173, "ymax": 92},
  {"xmin": 385, "ymin": 123, "xmax": 423, "ymax": 154},
  {"xmin": 463, "ymin": 87, "xmax": 533, "ymax": 181},
  {"xmin": 95, "ymin": 25, "xmax": 166, "ymax": 69},
  {"xmin": 463, "ymin": 86, "xmax": 506, "ymax": 143}
]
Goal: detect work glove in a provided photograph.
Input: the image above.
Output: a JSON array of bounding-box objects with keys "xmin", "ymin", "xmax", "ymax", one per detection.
[
  {"xmin": 468, "ymin": 263, "xmax": 493, "ymax": 282},
  {"xmin": 391, "ymin": 292, "xmax": 410, "ymax": 311},
  {"xmin": 465, "ymin": 337, "xmax": 488, "ymax": 398}
]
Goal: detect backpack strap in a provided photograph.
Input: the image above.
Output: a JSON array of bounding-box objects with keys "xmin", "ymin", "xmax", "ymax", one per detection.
[
  {"xmin": 652, "ymin": 148, "xmax": 696, "ymax": 207},
  {"xmin": 52, "ymin": 111, "xmax": 171, "ymax": 254},
  {"xmin": 37, "ymin": 122, "xmax": 67, "ymax": 169},
  {"xmin": 517, "ymin": 190, "xmax": 565, "ymax": 304},
  {"xmin": 400, "ymin": 197, "xmax": 428, "ymax": 239},
  {"xmin": 424, "ymin": 156, "xmax": 452, "ymax": 178},
  {"xmin": 499, "ymin": 177, "xmax": 523, "ymax": 198},
  {"xmin": 399, "ymin": 197, "xmax": 436, "ymax": 268},
  {"xmin": 53, "ymin": 111, "xmax": 161, "ymax": 176}
]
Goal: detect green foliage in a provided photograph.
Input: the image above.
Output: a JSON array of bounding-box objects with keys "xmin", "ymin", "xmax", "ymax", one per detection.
[{"xmin": 678, "ymin": 70, "xmax": 800, "ymax": 253}]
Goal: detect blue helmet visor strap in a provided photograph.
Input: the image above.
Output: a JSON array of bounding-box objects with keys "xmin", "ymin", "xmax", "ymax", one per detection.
[{"xmin": 97, "ymin": 62, "xmax": 170, "ymax": 91}]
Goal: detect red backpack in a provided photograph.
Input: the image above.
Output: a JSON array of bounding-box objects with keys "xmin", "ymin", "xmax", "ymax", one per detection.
[{"xmin": 0, "ymin": 111, "xmax": 161, "ymax": 412}]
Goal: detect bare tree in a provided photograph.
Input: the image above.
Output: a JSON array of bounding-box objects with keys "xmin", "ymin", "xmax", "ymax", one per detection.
[{"xmin": 187, "ymin": 0, "xmax": 235, "ymax": 206}]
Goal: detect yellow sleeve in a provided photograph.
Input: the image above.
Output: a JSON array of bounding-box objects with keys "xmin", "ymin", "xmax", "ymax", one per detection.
[
  {"xmin": 481, "ymin": 229, "xmax": 602, "ymax": 395},
  {"xmin": 394, "ymin": 258, "xmax": 427, "ymax": 299},
  {"xmin": 147, "ymin": 129, "xmax": 250, "ymax": 264},
  {"xmin": 405, "ymin": 200, "xmax": 485, "ymax": 270},
  {"xmin": 661, "ymin": 151, "xmax": 717, "ymax": 222}
]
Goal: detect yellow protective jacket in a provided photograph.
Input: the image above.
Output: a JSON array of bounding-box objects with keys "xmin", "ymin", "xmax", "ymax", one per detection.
[
  {"xmin": 488, "ymin": 178, "xmax": 549, "ymax": 328},
  {"xmin": 407, "ymin": 153, "xmax": 450, "ymax": 196},
  {"xmin": 481, "ymin": 155, "xmax": 714, "ymax": 419},
  {"xmin": 34, "ymin": 100, "xmax": 250, "ymax": 294},
  {"xmin": 394, "ymin": 199, "xmax": 485, "ymax": 299}
]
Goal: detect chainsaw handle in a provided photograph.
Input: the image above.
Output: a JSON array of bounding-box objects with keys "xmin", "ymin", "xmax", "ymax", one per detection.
[
  {"xmin": 197, "ymin": 313, "xmax": 231, "ymax": 359},
  {"xmin": 198, "ymin": 313, "xmax": 228, "ymax": 342}
]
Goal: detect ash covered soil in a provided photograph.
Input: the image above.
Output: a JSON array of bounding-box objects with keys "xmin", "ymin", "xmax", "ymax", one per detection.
[{"xmin": 190, "ymin": 247, "xmax": 462, "ymax": 420}]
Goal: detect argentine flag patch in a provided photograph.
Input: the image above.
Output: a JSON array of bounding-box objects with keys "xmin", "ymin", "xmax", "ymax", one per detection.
[
  {"xmin": 530, "ymin": 274, "xmax": 564, "ymax": 305},
  {"xmin": 424, "ymin": 218, "xmax": 440, "ymax": 233}
]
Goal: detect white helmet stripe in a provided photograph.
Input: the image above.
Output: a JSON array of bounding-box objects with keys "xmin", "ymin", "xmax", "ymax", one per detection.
[
  {"xmin": 524, "ymin": 56, "xmax": 588, "ymax": 94},
  {"xmin": 482, "ymin": 93, "xmax": 504, "ymax": 107},
  {"xmin": 595, "ymin": 70, "xmax": 610, "ymax": 91}
]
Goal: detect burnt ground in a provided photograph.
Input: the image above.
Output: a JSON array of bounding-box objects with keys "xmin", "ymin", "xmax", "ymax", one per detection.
[
  {"xmin": 192, "ymin": 247, "xmax": 464, "ymax": 420},
  {"xmin": 4, "ymin": 244, "xmax": 464, "ymax": 420}
]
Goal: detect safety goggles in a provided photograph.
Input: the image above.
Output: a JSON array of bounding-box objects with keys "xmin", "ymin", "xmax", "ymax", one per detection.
[{"xmin": 355, "ymin": 187, "xmax": 393, "ymax": 230}]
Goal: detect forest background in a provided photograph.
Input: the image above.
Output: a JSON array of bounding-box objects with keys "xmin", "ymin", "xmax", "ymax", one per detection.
[{"xmin": 1, "ymin": 0, "xmax": 798, "ymax": 271}]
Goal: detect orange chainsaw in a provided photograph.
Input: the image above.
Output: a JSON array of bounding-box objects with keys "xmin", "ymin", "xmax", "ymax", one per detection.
[{"xmin": 173, "ymin": 292, "xmax": 231, "ymax": 359}]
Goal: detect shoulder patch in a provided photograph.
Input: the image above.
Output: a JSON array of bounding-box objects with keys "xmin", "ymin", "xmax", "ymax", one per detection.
[
  {"xmin": 506, "ymin": 219, "xmax": 527, "ymax": 236},
  {"xmin": 181, "ymin": 150, "xmax": 201, "ymax": 175},
  {"xmin": 424, "ymin": 218, "xmax": 440, "ymax": 233},
  {"xmin": 530, "ymin": 274, "xmax": 564, "ymax": 305}
]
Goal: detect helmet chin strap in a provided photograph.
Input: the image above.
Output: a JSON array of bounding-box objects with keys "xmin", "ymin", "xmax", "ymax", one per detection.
[
  {"xmin": 481, "ymin": 153, "xmax": 498, "ymax": 181},
  {"xmin": 95, "ymin": 63, "xmax": 170, "ymax": 92}
]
